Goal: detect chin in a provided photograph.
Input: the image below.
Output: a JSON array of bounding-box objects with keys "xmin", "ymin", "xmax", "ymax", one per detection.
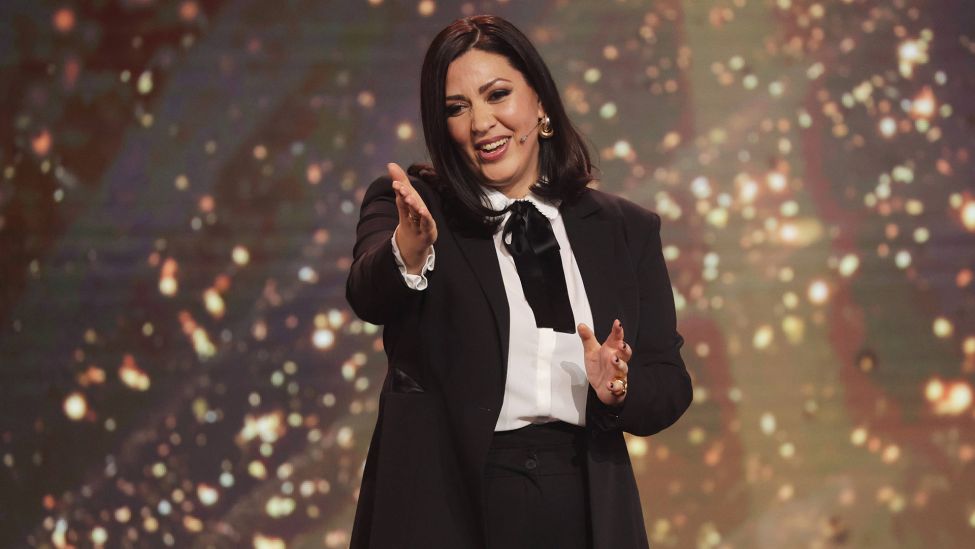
[
  {"xmin": 479, "ymin": 164, "xmax": 520, "ymax": 185},
  {"xmin": 479, "ymin": 171, "xmax": 512, "ymax": 185}
]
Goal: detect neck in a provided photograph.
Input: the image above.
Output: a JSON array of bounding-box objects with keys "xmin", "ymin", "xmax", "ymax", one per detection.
[{"xmin": 495, "ymin": 178, "xmax": 535, "ymax": 200}]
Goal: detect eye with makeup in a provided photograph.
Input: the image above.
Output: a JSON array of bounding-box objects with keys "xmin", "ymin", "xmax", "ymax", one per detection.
[
  {"xmin": 446, "ymin": 102, "xmax": 467, "ymax": 117},
  {"xmin": 445, "ymin": 87, "xmax": 512, "ymax": 118},
  {"xmin": 487, "ymin": 88, "xmax": 511, "ymax": 101}
]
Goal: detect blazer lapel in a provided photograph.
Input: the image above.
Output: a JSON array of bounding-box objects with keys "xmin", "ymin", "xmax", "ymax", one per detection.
[
  {"xmin": 450, "ymin": 230, "xmax": 510, "ymax": 383},
  {"xmin": 562, "ymin": 191, "xmax": 624, "ymax": 342}
]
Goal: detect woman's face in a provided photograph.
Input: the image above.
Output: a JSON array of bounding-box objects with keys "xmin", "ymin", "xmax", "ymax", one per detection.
[{"xmin": 444, "ymin": 49, "xmax": 544, "ymax": 199}]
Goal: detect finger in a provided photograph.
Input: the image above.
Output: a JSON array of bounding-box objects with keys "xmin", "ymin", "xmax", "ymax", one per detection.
[
  {"xmin": 389, "ymin": 162, "xmax": 426, "ymax": 210},
  {"xmin": 611, "ymin": 352, "xmax": 628, "ymax": 372},
  {"xmin": 390, "ymin": 162, "xmax": 431, "ymax": 213},
  {"xmin": 391, "ymin": 170, "xmax": 412, "ymax": 204},
  {"xmin": 399, "ymin": 195, "xmax": 438, "ymax": 244},
  {"xmin": 608, "ymin": 379, "xmax": 625, "ymax": 395},
  {"xmin": 405, "ymin": 194, "xmax": 425, "ymax": 214},
  {"xmin": 387, "ymin": 162, "xmax": 410, "ymax": 188},
  {"xmin": 406, "ymin": 198, "xmax": 430, "ymax": 226},
  {"xmin": 619, "ymin": 340, "xmax": 633, "ymax": 362},
  {"xmin": 608, "ymin": 319, "xmax": 625, "ymax": 345},
  {"xmin": 394, "ymin": 187, "xmax": 415, "ymax": 225},
  {"xmin": 418, "ymin": 206, "xmax": 436, "ymax": 233},
  {"xmin": 390, "ymin": 167, "xmax": 416, "ymax": 210},
  {"xmin": 397, "ymin": 185, "xmax": 419, "ymax": 217},
  {"xmin": 577, "ymin": 323, "xmax": 600, "ymax": 353},
  {"xmin": 410, "ymin": 203, "xmax": 431, "ymax": 229},
  {"xmin": 393, "ymin": 184, "xmax": 408, "ymax": 212}
]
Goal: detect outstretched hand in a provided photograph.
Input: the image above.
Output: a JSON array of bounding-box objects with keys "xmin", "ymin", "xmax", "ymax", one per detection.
[
  {"xmin": 578, "ymin": 319, "xmax": 632, "ymax": 406},
  {"xmin": 389, "ymin": 162, "xmax": 437, "ymax": 274}
]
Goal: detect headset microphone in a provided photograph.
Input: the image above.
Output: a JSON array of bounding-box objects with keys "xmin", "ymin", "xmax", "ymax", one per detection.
[{"xmin": 518, "ymin": 118, "xmax": 544, "ymax": 143}]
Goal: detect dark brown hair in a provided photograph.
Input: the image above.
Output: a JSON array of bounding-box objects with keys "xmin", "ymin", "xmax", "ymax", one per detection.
[{"xmin": 408, "ymin": 15, "xmax": 594, "ymax": 233}]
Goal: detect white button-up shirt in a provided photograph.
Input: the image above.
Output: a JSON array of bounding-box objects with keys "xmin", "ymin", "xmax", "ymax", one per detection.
[{"xmin": 391, "ymin": 188, "xmax": 594, "ymax": 430}]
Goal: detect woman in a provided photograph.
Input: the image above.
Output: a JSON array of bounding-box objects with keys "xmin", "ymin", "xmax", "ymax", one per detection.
[{"xmin": 346, "ymin": 15, "xmax": 692, "ymax": 549}]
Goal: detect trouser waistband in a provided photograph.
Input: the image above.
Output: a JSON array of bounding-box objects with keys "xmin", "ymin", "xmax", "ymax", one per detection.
[{"xmin": 487, "ymin": 421, "xmax": 586, "ymax": 477}]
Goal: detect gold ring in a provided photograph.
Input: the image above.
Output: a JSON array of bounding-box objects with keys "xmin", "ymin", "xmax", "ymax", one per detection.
[{"xmin": 613, "ymin": 378, "xmax": 628, "ymax": 394}]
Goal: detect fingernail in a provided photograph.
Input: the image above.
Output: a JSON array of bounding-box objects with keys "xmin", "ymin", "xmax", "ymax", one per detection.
[{"xmin": 613, "ymin": 356, "xmax": 620, "ymax": 364}]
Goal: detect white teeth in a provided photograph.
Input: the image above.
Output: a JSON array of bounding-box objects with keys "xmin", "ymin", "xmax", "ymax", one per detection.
[{"xmin": 481, "ymin": 137, "xmax": 509, "ymax": 152}]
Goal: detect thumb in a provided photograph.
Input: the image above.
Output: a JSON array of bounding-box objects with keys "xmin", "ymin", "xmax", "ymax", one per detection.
[{"xmin": 577, "ymin": 323, "xmax": 599, "ymax": 353}]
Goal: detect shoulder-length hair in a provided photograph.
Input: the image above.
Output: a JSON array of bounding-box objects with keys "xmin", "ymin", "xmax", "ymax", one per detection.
[{"xmin": 408, "ymin": 15, "xmax": 594, "ymax": 234}]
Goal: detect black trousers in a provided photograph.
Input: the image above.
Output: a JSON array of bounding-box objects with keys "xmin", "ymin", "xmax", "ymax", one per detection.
[{"xmin": 483, "ymin": 422, "xmax": 592, "ymax": 549}]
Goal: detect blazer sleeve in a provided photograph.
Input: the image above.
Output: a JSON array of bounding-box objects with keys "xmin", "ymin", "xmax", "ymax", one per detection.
[
  {"xmin": 346, "ymin": 176, "xmax": 428, "ymax": 325},
  {"xmin": 589, "ymin": 213, "xmax": 693, "ymax": 436}
]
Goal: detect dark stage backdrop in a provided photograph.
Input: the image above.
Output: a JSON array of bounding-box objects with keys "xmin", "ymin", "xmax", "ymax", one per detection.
[{"xmin": 1, "ymin": 0, "xmax": 974, "ymax": 547}]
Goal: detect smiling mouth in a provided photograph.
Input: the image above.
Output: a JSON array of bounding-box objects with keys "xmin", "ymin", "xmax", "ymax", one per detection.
[{"xmin": 477, "ymin": 137, "xmax": 510, "ymax": 161}]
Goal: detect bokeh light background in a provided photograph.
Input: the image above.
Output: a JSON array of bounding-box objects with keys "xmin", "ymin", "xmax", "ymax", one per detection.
[{"xmin": 1, "ymin": 0, "xmax": 974, "ymax": 547}]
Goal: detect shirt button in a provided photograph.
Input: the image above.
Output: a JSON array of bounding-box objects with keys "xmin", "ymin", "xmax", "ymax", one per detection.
[{"xmin": 525, "ymin": 458, "xmax": 538, "ymax": 470}]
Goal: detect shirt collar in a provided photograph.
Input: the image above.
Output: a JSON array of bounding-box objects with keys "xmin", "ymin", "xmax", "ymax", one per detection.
[{"xmin": 483, "ymin": 186, "xmax": 561, "ymax": 220}]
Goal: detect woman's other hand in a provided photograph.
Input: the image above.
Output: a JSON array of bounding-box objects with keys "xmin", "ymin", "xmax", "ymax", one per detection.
[
  {"xmin": 389, "ymin": 162, "xmax": 437, "ymax": 274},
  {"xmin": 578, "ymin": 319, "xmax": 632, "ymax": 406}
]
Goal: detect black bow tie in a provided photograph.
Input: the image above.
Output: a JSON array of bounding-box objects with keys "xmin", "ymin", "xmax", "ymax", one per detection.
[{"xmin": 502, "ymin": 200, "xmax": 575, "ymax": 333}]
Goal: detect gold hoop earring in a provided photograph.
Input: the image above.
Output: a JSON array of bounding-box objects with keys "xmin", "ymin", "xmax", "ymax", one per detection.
[{"xmin": 539, "ymin": 115, "xmax": 554, "ymax": 138}]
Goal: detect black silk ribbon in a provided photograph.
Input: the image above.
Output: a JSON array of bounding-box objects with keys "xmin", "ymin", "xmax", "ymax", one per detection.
[{"xmin": 502, "ymin": 200, "xmax": 576, "ymax": 333}]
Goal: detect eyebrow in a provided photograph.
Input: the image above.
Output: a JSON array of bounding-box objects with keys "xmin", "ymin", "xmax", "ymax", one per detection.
[{"xmin": 445, "ymin": 78, "xmax": 512, "ymax": 101}]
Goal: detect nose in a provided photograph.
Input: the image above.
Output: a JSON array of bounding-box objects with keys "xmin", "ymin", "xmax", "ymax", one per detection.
[{"xmin": 470, "ymin": 104, "xmax": 496, "ymax": 134}]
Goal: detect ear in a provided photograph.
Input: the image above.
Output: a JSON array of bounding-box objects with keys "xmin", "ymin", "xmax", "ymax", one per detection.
[{"xmin": 537, "ymin": 98, "xmax": 545, "ymax": 120}]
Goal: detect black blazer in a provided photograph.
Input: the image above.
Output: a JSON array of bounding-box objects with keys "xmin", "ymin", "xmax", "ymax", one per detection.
[{"xmin": 346, "ymin": 176, "xmax": 692, "ymax": 548}]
